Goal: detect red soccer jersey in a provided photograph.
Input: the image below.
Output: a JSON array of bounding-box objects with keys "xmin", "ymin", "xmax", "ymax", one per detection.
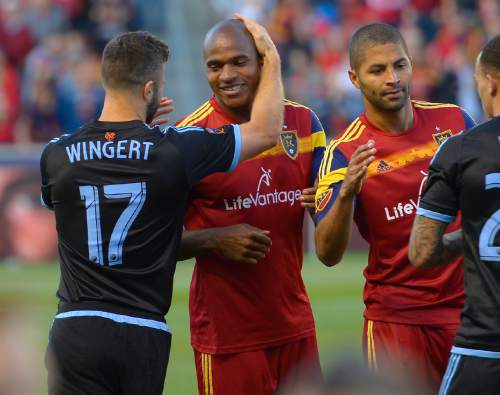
[
  {"xmin": 178, "ymin": 97, "xmax": 326, "ymax": 354},
  {"xmin": 315, "ymin": 101, "xmax": 474, "ymax": 326}
]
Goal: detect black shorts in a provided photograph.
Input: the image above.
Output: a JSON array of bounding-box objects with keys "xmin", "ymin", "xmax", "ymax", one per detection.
[
  {"xmin": 46, "ymin": 313, "xmax": 171, "ymax": 395},
  {"xmin": 439, "ymin": 347, "xmax": 500, "ymax": 395}
]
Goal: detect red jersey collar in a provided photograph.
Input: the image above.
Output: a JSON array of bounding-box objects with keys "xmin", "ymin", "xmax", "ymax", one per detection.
[
  {"xmin": 359, "ymin": 102, "xmax": 420, "ymax": 137},
  {"xmin": 209, "ymin": 97, "xmax": 241, "ymax": 124}
]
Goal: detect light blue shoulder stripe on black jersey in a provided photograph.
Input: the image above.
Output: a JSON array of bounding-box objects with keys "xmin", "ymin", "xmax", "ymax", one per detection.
[
  {"xmin": 228, "ymin": 124, "xmax": 242, "ymax": 172},
  {"xmin": 452, "ymin": 346, "xmax": 500, "ymax": 359},
  {"xmin": 43, "ymin": 133, "xmax": 72, "ymax": 150},
  {"xmin": 40, "ymin": 194, "xmax": 53, "ymax": 211},
  {"xmin": 485, "ymin": 173, "xmax": 500, "ymax": 190},
  {"xmin": 160, "ymin": 125, "xmax": 206, "ymax": 134},
  {"xmin": 54, "ymin": 310, "xmax": 171, "ymax": 333},
  {"xmin": 174, "ymin": 126, "xmax": 206, "ymax": 133},
  {"xmin": 416, "ymin": 207, "xmax": 455, "ymax": 223}
]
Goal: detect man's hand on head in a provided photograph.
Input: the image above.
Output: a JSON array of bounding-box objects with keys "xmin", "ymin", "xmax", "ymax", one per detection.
[{"xmin": 234, "ymin": 14, "xmax": 278, "ymax": 59}]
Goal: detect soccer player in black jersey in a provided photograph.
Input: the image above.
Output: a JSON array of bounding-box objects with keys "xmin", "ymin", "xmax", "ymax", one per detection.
[
  {"xmin": 409, "ymin": 35, "xmax": 500, "ymax": 395},
  {"xmin": 41, "ymin": 16, "xmax": 284, "ymax": 395}
]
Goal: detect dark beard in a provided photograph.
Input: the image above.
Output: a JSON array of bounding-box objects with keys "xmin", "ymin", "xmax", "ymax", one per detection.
[{"xmin": 145, "ymin": 85, "xmax": 160, "ymax": 124}]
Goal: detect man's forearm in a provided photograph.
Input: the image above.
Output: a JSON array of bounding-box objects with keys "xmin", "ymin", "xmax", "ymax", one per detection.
[
  {"xmin": 315, "ymin": 193, "xmax": 355, "ymax": 266},
  {"xmin": 178, "ymin": 229, "xmax": 216, "ymax": 261},
  {"xmin": 409, "ymin": 216, "xmax": 463, "ymax": 268},
  {"xmin": 251, "ymin": 51, "xmax": 283, "ymax": 142}
]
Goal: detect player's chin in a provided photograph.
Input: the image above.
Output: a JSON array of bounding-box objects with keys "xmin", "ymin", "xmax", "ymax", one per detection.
[
  {"xmin": 381, "ymin": 97, "xmax": 407, "ymax": 111},
  {"xmin": 220, "ymin": 94, "xmax": 251, "ymax": 110}
]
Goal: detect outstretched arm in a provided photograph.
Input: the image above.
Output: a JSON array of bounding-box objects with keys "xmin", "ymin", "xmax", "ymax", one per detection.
[{"xmin": 409, "ymin": 215, "xmax": 462, "ymax": 268}]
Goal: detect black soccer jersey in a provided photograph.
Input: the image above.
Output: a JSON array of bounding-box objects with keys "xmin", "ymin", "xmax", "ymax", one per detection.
[
  {"xmin": 40, "ymin": 120, "xmax": 241, "ymax": 321},
  {"xmin": 418, "ymin": 115, "xmax": 500, "ymax": 352}
]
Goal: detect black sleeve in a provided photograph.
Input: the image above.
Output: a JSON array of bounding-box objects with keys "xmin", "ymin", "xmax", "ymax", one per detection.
[
  {"xmin": 40, "ymin": 143, "xmax": 54, "ymax": 210},
  {"xmin": 169, "ymin": 124, "xmax": 242, "ymax": 186},
  {"xmin": 417, "ymin": 135, "xmax": 462, "ymax": 223}
]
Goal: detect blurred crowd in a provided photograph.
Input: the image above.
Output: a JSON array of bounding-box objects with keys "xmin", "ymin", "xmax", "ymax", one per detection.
[
  {"xmin": 0, "ymin": 0, "xmax": 143, "ymax": 144},
  {"xmin": 215, "ymin": 0, "xmax": 500, "ymax": 137},
  {"xmin": 2, "ymin": 0, "xmax": 499, "ymax": 144}
]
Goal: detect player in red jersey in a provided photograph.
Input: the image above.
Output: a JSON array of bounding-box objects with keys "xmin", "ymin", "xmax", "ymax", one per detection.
[
  {"xmin": 314, "ymin": 23, "xmax": 475, "ymax": 391},
  {"xmin": 175, "ymin": 19, "xmax": 326, "ymax": 395}
]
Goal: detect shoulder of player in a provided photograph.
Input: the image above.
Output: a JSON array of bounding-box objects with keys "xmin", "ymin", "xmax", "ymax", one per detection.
[
  {"xmin": 42, "ymin": 132, "xmax": 73, "ymax": 153},
  {"xmin": 284, "ymin": 99, "xmax": 313, "ymax": 112},
  {"xmin": 284, "ymin": 99, "xmax": 319, "ymax": 122},
  {"xmin": 325, "ymin": 117, "xmax": 367, "ymax": 154},
  {"xmin": 412, "ymin": 100, "xmax": 460, "ymax": 109},
  {"xmin": 40, "ymin": 132, "xmax": 75, "ymax": 170},
  {"xmin": 412, "ymin": 100, "xmax": 463, "ymax": 115},
  {"xmin": 460, "ymin": 116, "xmax": 498, "ymax": 140},
  {"xmin": 284, "ymin": 99, "xmax": 324, "ymax": 135},
  {"xmin": 175, "ymin": 100, "xmax": 214, "ymax": 127}
]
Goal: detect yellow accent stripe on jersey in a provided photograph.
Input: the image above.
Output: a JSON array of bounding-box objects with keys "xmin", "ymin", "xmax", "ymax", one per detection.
[
  {"xmin": 319, "ymin": 118, "xmax": 361, "ymax": 178},
  {"xmin": 367, "ymin": 321, "xmax": 372, "ymax": 368},
  {"xmin": 413, "ymin": 100, "xmax": 458, "ymax": 109},
  {"xmin": 367, "ymin": 320, "xmax": 378, "ymax": 369},
  {"xmin": 202, "ymin": 354, "xmax": 208, "ymax": 395},
  {"xmin": 366, "ymin": 139, "xmax": 438, "ymax": 178},
  {"xmin": 321, "ymin": 119, "xmax": 363, "ymax": 177},
  {"xmin": 312, "ymin": 131, "xmax": 326, "ymax": 150},
  {"xmin": 177, "ymin": 101, "xmax": 211, "ymax": 126},
  {"xmin": 317, "ymin": 167, "xmax": 347, "ymax": 191},
  {"xmin": 322, "ymin": 122, "xmax": 366, "ymax": 179},
  {"xmin": 186, "ymin": 107, "xmax": 214, "ymax": 126},
  {"xmin": 253, "ymin": 133, "xmax": 321, "ymax": 160},
  {"xmin": 208, "ymin": 354, "xmax": 213, "ymax": 395},
  {"xmin": 201, "ymin": 353, "xmax": 214, "ymax": 395},
  {"xmin": 284, "ymin": 99, "xmax": 309, "ymax": 109}
]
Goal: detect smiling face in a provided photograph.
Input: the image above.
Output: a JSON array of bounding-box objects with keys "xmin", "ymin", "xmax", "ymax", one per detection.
[
  {"xmin": 349, "ymin": 42, "xmax": 412, "ymax": 113},
  {"xmin": 204, "ymin": 25, "xmax": 261, "ymax": 118}
]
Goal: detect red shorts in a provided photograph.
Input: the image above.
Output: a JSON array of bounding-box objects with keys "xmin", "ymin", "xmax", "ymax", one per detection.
[
  {"xmin": 193, "ymin": 335, "xmax": 321, "ymax": 395},
  {"xmin": 363, "ymin": 319, "xmax": 458, "ymax": 392}
]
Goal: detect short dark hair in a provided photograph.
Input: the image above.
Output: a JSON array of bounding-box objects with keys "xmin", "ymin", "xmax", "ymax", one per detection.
[
  {"xmin": 479, "ymin": 35, "xmax": 500, "ymax": 76},
  {"xmin": 349, "ymin": 23, "xmax": 409, "ymax": 70},
  {"xmin": 101, "ymin": 31, "xmax": 169, "ymax": 89}
]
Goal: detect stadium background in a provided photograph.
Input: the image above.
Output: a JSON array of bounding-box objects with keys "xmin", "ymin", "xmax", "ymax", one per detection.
[{"xmin": 0, "ymin": 0, "xmax": 497, "ymax": 393}]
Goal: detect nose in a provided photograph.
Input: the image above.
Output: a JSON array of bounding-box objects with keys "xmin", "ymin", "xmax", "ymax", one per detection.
[
  {"xmin": 220, "ymin": 64, "xmax": 237, "ymax": 82},
  {"xmin": 386, "ymin": 67, "xmax": 400, "ymax": 85}
]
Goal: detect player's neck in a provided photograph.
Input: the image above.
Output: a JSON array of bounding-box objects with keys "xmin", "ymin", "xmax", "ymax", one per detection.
[
  {"xmin": 216, "ymin": 98, "xmax": 251, "ymax": 123},
  {"xmin": 492, "ymin": 100, "xmax": 500, "ymax": 118},
  {"xmin": 364, "ymin": 100, "xmax": 414, "ymax": 133},
  {"xmin": 99, "ymin": 92, "xmax": 146, "ymax": 123}
]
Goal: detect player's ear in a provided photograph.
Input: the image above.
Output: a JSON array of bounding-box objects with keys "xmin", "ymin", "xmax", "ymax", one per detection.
[
  {"xmin": 143, "ymin": 81, "xmax": 155, "ymax": 102},
  {"xmin": 348, "ymin": 69, "xmax": 360, "ymax": 90},
  {"xmin": 487, "ymin": 74, "xmax": 498, "ymax": 97}
]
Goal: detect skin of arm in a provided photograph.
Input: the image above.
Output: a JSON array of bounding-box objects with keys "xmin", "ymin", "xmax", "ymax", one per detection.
[
  {"xmin": 315, "ymin": 141, "xmax": 376, "ymax": 266},
  {"xmin": 236, "ymin": 15, "xmax": 284, "ymax": 161},
  {"xmin": 178, "ymin": 224, "xmax": 272, "ymax": 265},
  {"xmin": 409, "ymin": 215, "xmax": 463, "ymax": 268}
]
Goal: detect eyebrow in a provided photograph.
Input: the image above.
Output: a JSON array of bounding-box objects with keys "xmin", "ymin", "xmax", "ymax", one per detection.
[
  {"xmin": 367, "ymin": 57, "xmax": 408, "ymax": 69},
  {"xmin": 206, "ymin": 54, "xmax": 250, "ymax": 66}
]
